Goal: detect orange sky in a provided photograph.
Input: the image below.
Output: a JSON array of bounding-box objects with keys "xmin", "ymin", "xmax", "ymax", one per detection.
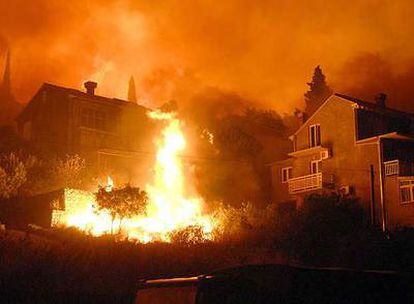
[{"xmin": 1, "ymin": 0, "xmax": 414, "ymax": 113}]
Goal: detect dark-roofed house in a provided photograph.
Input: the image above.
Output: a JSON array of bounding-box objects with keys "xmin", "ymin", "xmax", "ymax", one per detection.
[
  {"xmin": 270, "ymin": 93, "xmax": 414, "ymax": 230},
  {"xmin": 16, "ymin": 81, "xmax": 156, "ymax": 184}
]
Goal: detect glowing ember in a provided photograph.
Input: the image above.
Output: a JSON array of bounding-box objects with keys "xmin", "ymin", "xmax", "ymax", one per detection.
[{"xmin": 52, "ymin": 110, "xmax": 214, "ymax": 242}]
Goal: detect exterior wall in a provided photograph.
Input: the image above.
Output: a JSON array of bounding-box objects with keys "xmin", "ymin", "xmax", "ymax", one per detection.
[
  {"xmin": 271, "ymin": 96, "xmax": 382, "ymax": 223},
  {"xmin": 19, "ymin": 88, "xmax": 70, "ymax": 153},
  {"xmin": 385, "ymin": 176, "xmax": 414, "ymax": 228},
  {"xmin": 17, "ymin": 86, "xmax": 155, "ymax": 184},
  {"xmin": 52, "ymin": 189, "xmax": 97, "ymax": 229},
  {"xmin": 69, "ymin": 97, "xmax": 124, "ymax": 153},
  {"xmin": 270, "ymin": 159, "xmax": 293, "ymax": 203}
]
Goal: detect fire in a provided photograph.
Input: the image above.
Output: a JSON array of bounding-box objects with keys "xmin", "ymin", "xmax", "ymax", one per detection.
[
  {"xmin": 106, "ymin": 176, "xmax": 114, "ymax": 192},
  {"xmin": 135, "ymin": 110, "xmax": 213, "ymax": 241},
  {"xmin": 52, "ymin": 110, "xmax": 214, "ymax": 242}
]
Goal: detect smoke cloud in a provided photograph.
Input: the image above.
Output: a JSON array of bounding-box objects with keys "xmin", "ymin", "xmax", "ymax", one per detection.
[{"xmin": 1, "ymin": 0, "xmax": 414, "ymax": 113}]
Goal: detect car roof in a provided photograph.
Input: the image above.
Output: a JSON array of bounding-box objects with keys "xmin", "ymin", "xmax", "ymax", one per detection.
[{"xmin": 138, "ymin": 263, "xmax": 403, "ymax": 289}]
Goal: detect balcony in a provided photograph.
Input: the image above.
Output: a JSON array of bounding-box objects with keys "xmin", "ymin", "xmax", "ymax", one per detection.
[
  {"xmin": 384, "ymin": 160, "xmax": 399, "ymax": 176},
  {"xmin": 384, "ymin": 160, "xmax": 414, "ymax": 176},
  {"xmin": 288, "ymin": 172, "xmax": 323, "ymax": 194}
]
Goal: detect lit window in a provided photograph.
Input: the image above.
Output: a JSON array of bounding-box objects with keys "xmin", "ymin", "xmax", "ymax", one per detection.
[
  {"xmin": 400, "ymin": 180, "xmax": 414, "ymax": 204},
  {"xmin": 309, "ymin": 124, "xmax": 321, "ymax": 148},
  {"xmin": 282, "ymin": 167, "xmax": 293, "ymax": 183},
  {"xmin": 310, "ymin": 160, "xmax": 322, "ymax": 174}
]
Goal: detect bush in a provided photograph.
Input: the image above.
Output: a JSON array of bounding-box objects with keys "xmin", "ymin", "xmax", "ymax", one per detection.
[
  {"xmin": 169, "ymin": 225, "xmax": 208, "ymax": 245},
  {"xmin": 282, "ymin": 193, "xmax": 365, "ymax": 264}
]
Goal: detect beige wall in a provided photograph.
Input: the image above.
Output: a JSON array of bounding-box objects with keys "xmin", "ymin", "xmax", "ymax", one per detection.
[
  {"xmin": 270, "ymin": 159, "xmax": 292, "ymax": 203},
  {"xmin": 385, "ymin": 176, "xmax": 414, "ymax": 228},
  {"xmin": 271, "ymin": 96, "xmax": 382, "ymax": 222}
]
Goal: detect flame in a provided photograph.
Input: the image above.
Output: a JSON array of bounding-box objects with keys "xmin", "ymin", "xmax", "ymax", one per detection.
[
  {"xmin": 202, "ymin": 128, "xmax": 214, "ymax": 145},
  {"xmin": 106, "ymin": 176, "xmax": 114, "ymax": 192},
  {"xmin": 52, "ymin": 110, "xmax": 214, "ymax": 242},
  {"xmin": 136, "ymin": 110, "xmax": 213, "ymax": 241}
]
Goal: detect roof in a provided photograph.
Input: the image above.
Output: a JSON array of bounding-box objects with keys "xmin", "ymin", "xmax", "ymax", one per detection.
[
  {"xmin": 17, "ymin": 82, "xmax": 150, "ymax": 121},
  {"xmin": 138, "ymin": 263, "xmax": 403, "ymax": 290},
  {"xmin": 335, "ymin": 93, "xmax": 414, "ymax": 120},
  {"xmin": 293, "ymin": 93, "xmax": 414, "ymax": 137},
  {"xmin": 140, "ymin": 276, "xmax": 201, "ymax": 288},
  {"xmin": 356, "ymin": 132, "xmax": 414, "ymax": 145}
]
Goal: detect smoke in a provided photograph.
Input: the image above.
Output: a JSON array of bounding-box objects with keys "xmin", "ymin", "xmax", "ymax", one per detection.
[
  {"xmin": 333, "ymin": 53, "xmax": 414, "ymax": 112},
  {"xmin": 1, "ymin": 0, "xmax": 414, "ymax": 112}
]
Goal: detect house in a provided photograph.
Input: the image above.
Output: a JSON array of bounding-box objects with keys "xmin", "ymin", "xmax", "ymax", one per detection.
[
  {"xmin": 16, "ymin": 81, "xmax": 156, "ymax": 184},
  {"xmin": 270, "ymin": 93, "xmax": 414, "ymax": 230}
]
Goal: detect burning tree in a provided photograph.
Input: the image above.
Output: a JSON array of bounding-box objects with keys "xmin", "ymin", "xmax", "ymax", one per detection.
[
  {"xmin": 0, "ymin": 153, "xmax": 26, "ymax": 199},
  {"xmin": 95, "ymin": 184, "xmax": 148, "ymax": 234}
]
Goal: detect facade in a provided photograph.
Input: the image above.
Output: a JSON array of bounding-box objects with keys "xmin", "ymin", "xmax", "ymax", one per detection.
[
  {"xmin": 16, "ymin": 81, "xmax": 156, "ymax": 184},
  {"xmin": 270, "ymin": 93, "xmax": 414, "ymax": 229}
]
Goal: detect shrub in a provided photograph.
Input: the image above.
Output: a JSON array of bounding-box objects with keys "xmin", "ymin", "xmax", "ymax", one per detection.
[
  {"xmin": 0, "ymin": 153, "xmax": 27, "ymax": 199},
  {"xmin": 169, "ymin": 225, "xmax": 207, "ymax": 245},
  {"xmin": 282, "ymin": 193, "xmax": 364, "ymax": 264}
]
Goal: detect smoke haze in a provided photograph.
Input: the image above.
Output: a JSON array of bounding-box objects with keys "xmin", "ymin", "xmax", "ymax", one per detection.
[{"xmin": 1, "ymin": 0, "xmax": 414, "ymax": 112}]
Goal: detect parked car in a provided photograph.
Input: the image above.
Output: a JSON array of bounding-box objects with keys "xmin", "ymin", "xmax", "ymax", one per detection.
[{"xmin": 135, "ymin": 264, "xmax": 413, "ymax": 303}]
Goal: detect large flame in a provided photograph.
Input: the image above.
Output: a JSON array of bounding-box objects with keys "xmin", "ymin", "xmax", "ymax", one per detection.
[
  {"xmin": 134, "ymin": 110, "xmax": 213, "ymax": 241},
  {"xmin": 52, "ymin": 110, "xmax": 214, "ymax": 242}
]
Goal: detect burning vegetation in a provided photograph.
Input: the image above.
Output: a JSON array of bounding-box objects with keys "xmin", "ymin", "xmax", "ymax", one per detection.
[{"xmin": 51, "ymin": 110, "xmax": 214, "ymax": 243}]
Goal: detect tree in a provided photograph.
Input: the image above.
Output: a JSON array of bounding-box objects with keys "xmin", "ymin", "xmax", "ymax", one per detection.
[
  {"xmin": 95, "ymin": 184, "xmax": 148, "ymax": 233},
  {"xmin": 0, "ymin": 153, "xmax": 26, "ymax": 199},
  {"xmin": 304, "ymin": 66, "xmax": 332, "ymax": 117},
  {"xmin": 128, "ymin": 76, "xmax": 137, "ymax": 103},
  {"xmin": 54, "ymin": 154, "xmax": 86, "ymax": 189},
  {"xmin": 215, "ymin": 124, "xmax": 262, "ymax": 159},
  {"xmin": 244, "ymin": 108, "xmax": 286, "ymax": 136}
]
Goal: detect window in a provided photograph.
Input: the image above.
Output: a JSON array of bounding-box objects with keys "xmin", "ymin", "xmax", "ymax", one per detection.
[
  {"xmin": 400, "ymin": 180, "xmax": 414, "ymax": 204},
  {"xmin": 81, "ymin": 108, "xmax": 106, "ymax": 131},
  {"xmin": 310, "ymin": 160, "xmax": 322, "ymax": 174},
  {"xmin": 309, "ymin": 124, "xmax": 321, "ymax": 148},
  {"xmin": 281, "ymin": 167, "xmax": 293, "ymax": 183}
]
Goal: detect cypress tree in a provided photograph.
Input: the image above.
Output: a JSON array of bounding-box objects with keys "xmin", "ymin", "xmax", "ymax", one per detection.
[{"xmin": 304, "ymin": 66, "xmax": 332, "ymax": 117}]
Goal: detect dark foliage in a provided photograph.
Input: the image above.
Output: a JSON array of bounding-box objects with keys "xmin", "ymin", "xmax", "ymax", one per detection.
[
  {"xmin": 244, "ymin": 108, "xmax": 286, "ymax": 136},
  {"xmin": 304, "ymin": 65, "xmax": 332, "ymax": 116},
  {"xmin": 95, "ymin": 185, "xmax": 148, "ymax": 232},
  {"xmin": 281, "ymin": 194, "xmax": 365, "ymax": 264},
  {"xmin": 0, "ymin": 228, "xmax": 275, "ymax": 303}
]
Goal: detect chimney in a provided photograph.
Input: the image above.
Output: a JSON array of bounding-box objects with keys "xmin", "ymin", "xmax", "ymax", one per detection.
[
  {"xmin": 375, "ymin": 93, "xmax": 387, "ymax": 107},
  {"xmin": 84, "ymin": 81, "xmax": 97, "ymax": 95}
]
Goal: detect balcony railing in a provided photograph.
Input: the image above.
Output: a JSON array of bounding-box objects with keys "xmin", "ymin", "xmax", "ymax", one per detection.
[
  {"xmin": 384, "ymin": 160, "xmax": 399, "ymax": 176},
  {"xmin": 384, "ymin": 159, "xmax": 414, "ymax": 177},
  {"xmin": 288, "ymin": 172, "xmax": 322, "ymax": 194}
]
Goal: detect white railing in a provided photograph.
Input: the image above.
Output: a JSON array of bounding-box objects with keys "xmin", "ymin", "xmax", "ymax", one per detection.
[
  {"xmin": 288, "ymin": 172, "xmax": 322, "ymax": 194},
  {"xmin": 384, "ymin": 160, "xmax": 399, "ymax": 176}
]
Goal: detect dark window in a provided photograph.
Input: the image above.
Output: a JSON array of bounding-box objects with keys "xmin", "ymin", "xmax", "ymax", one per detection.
[
  {"xmin": 310, "ymin": 160, "xmax": 322, "ymax": 174},
  {"xmin": 400, "ymin": 180, "xmax": 414, "ymax": 204},
  {"xmin": 309, "ymin": 124, "xmax": 321, "ymax": 147},
  {"xmin": 81, "ymin": 108, "xmax": 106, "ymax": 131},
  {"xmin": 282, "ymin": 167, "xmax": 293, "ymax": 183}
]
